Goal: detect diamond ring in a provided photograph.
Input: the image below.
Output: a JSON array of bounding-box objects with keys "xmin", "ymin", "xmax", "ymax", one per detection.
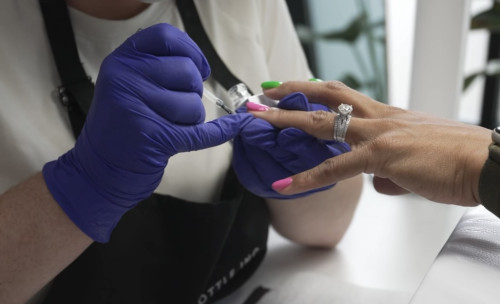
[{"xmin": 333, "ymin": 103, "xmax": 353, "ymax": 142}]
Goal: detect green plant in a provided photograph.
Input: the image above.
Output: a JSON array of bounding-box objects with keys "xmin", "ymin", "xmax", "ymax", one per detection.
[
  {"xmin": 295, "ymin": 0, "xmax": 387, "ymax": 102},
  {"xmin": 464, "ymin": 2, "xmax": 500, "ymax": 91}
]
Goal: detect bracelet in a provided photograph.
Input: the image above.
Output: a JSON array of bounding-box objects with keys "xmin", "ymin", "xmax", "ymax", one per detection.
[{"xmin": 478, "ymin": 126, "xmax": 500, "ymax": 217}]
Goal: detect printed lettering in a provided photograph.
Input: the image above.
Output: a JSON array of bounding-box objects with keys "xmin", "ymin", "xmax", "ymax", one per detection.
[
  {"xmin": 198, "ymin": 294, "xmax": 207, "ymax": 304},
  {"xmin": 198, "ymin": 246, "xmax": 261, "ymax": 304}
]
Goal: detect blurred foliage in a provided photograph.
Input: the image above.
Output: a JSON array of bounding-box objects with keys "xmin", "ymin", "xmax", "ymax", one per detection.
[
  {"xmin": 295, "ymin": 0, "xmax": 387, "ymax": 102},
  {"xmin": 465, "ymin": 2, "xmax": 500, "ymax": 91}
]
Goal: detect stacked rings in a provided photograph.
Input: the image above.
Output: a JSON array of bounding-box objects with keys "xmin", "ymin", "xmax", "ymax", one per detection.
[{"xmin": 333, "ymin": 103, "xmax": 353, "ymax": 142}]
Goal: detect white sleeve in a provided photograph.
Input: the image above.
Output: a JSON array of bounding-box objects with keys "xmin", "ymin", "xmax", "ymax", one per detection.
[{"xmin": 255, "ymin": 0, "xmax": 314, "ymax": 81}]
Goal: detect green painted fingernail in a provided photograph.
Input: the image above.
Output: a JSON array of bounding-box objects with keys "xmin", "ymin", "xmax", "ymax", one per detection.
[
  {"xmin": 261, "ymin": 81, "xmax": 282, "ymax": 89},
  {"xmin": 309, "ymin": 78, "xmax": 323, "ymax": 82}
]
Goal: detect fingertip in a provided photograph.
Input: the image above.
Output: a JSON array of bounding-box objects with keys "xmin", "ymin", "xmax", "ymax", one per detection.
[
  {"xmin": 246, "ymin": 101, "xmax": 270, "ymax": 112},
  {"xmin": 261, "ymin": 81, "xmax": 282, "ymax": 89},
  {"xmin": 271, "ymin": 177, "xmax": 293, "ymax": 192}
]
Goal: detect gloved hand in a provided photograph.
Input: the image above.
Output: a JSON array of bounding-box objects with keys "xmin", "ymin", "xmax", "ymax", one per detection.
[
  {"xmin": 43, "ymin": 23, "xmax": 252, "ymax": 242},
  {"xmin": 232, "ymin": 92, "xmax": 350, "ymax": 199}
]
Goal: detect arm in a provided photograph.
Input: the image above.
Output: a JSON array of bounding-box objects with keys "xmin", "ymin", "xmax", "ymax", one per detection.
[
  {"xmin": 266, "ymin": 175, "xmax": 362, "ymax": 248},
  {"xmin": 0, "ymin": 24, "xmax": 253, "ymax": 303},
  {"xmin": 0, "ymin": 173, "xmax": 92, "ymax": 304}
]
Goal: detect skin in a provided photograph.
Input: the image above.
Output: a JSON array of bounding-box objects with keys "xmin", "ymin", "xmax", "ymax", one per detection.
[
  {"xmin": 250, "ymin": 80, "xmax": 491, "ymax": 207},
  {"xmin": 0, "ymin": 173, "xmax": 92, "ymax": 304},
  {"xmin": 0, "ymin": 2, "xmax": 362, "ymax": 303}
]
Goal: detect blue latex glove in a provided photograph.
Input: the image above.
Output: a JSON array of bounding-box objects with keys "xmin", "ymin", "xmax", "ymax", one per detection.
[
  {"xmin": 43, "ymin": 24, "xmax": 252, "ymax": 242},
  {"xmin": 232, "ymin": 92, "xmax": 350, "ymax": 199}
]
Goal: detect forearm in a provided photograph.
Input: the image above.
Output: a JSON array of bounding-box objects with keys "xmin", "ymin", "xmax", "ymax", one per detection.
[
  {"xmin": 266, "ymin": 174, "xmax": 363, "ymax": 248},
  {"xmin": 0, "ymin": 172, "xmax": 92, "ymax": 304}
]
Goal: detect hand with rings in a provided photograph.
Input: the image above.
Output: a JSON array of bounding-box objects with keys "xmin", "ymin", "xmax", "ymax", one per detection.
[{"xmin": 246, "ymin": 80, "xmax": 491, "ymax": 207}]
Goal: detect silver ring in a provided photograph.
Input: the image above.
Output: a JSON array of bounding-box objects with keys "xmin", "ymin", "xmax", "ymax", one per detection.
[{"xmin": 333, "ymin": 103, "xmax": 353, "ymax": 142}]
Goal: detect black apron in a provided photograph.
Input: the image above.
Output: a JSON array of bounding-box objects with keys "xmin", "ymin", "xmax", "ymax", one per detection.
[
  {"xmin": 42, "ymin": 170, "xmax": 269, "ymax": 304},
  {"xmin": 38, "ymin": 0, "xmax": 270, "ymax": 303}
]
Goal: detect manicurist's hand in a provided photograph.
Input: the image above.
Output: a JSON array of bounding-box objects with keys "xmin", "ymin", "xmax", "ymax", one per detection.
[
  {"xmin": 43, "ymin": 23, "xmax": 252, "ymax": 242},
  {"xmin": 248, "ymin": 80, "xmax": 491, "ymax": 206},
  {"xmin": 232, "ymin": 92, "xmax": 350, "ymax": 199}
]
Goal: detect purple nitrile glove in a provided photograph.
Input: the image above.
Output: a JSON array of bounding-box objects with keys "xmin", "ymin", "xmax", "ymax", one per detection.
[
  {"xmin": 232, "ymin": 92, "xmax": 350, "ymax": 199},
  {"xmin": 43, "ymin": 23, "xmax": 252, "ymax": 243}
]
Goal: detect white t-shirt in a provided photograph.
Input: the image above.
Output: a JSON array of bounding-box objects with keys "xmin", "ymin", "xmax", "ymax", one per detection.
[{"xmin": 0, "ymin": 0, "xmax": 312, "ymax": 203}]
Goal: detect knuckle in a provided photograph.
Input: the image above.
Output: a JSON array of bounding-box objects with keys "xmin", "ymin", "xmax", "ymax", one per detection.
[
  {"xmin": 307, "ymin": 110, "xmax": 332, "ymax": 137},
  {"xmin": 309, "ymin": 110, "xmax": 330, "ymax": 125},
  {"xmin": 325, "ymin": 80, "xmax": 349, "ymax": 91}
]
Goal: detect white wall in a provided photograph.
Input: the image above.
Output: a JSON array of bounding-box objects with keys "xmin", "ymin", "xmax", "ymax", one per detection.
[
  {"xmin": 385, "ymin": 0, "xmax": 417, "ymax": 110},
  {"xmin": 461, "ymin": 0, "xmax": 492, "ymax": 124},
  {"xmin": 386, "ymin": 0, "xmax": 492, "ymax": 123}
]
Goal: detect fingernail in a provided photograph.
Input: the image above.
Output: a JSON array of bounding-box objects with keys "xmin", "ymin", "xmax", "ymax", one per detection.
[
  {"xmin": 261, "ymin": 81, "xmax": 282, "ymax": 89},
  {"xmin": 246, "ymin": 101, "xmax": 270, "ymax": 112},
  {"xmin": 309, "ymin": 78, "xmax": 323, "ymax": 82},
  {"xmin": 272, "ymin": 177, "xmax": 293, "ymax": 192}
]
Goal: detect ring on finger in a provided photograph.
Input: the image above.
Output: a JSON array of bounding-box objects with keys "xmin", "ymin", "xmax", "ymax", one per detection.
[{"xmin": 332, "ymin": 103, "xmax": 353, "ymax": 142}]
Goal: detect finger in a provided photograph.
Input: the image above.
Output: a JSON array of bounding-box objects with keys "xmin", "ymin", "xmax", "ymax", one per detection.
[
  {"xmin": 271, "ymin": 147, "xmax": 371, "ymax": 195},
  {"xmin": 263, "ymin": 81, "xmax": 384, "ymax": 118},
  {"xmin": 277, "ymin": 128, "xmax": 344, "ymax": 172},
  {"xmin": 250, "ymin": 108, "xmax": 334, "ymax": 140},
  {"xmin": 139, "ymin": 89, "xmax": 205, "ymax": 125},
  {"xmin": 126, "ymin": 23, "xmax": 211, "ymax": 80},
  {"xmin": 278, "ymin": 92, "xmax": 330, "ymax": 113},
  {"xmin": 238, "ymin": 118, "xmax": 279, "ymax": 150},
  {"xmin": 250, "ymin": 106, "xmax": 396, "ymax": 146},
  {"xmin": 278, "ymin": 92, "xmax": 310, "ymax": 111},
  {"xmin": 170, "ymin": 113, "xmax": 254, "ymax": 152},
  {"xmin": 139, "ymin": 56, "xmax": 204, "ymax": 95},
  {"xmin": 372, "ymin": 176, "xmax": 410, "ymax": 195}
]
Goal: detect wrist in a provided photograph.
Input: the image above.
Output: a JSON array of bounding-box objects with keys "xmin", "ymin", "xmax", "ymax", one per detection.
[{"xmin": 42, "ymin": 149, "xmax": 130, "ymax": 243}]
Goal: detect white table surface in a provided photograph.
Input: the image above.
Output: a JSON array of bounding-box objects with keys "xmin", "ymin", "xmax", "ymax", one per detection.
[
  {"xmin": 410, "ymin": 205, "xmax": 500, "ymax": 304},
  {"xmin": 216, "ymin": 175, "xmax": 467, "ymax": 303}
]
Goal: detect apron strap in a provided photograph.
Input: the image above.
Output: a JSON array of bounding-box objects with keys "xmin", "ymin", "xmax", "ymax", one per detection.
[
  {"xmin": 39, "ymin": 0, "xmax": 93, "ymax": 138},
  {"xmin": 39, "ymin": 0, "xmax": 251, "ymax": 139}
]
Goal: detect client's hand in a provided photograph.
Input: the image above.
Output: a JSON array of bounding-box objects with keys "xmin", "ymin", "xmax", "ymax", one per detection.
[
  {"xmin": 43, "ymin": 23, "xmax": 252, "ymax": 242},
  {"xmin": 249, "ymin": 80, "xmax": 491, "ymax": 206},
  {"xmin": 232, "ymin": 92, "xmax": 349, "ymax": 199}
]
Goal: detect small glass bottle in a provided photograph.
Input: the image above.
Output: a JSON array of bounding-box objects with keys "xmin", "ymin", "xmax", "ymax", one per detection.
[{"xmin": 227, "ymin": 83, "xmax": 278, "ymax": 111}]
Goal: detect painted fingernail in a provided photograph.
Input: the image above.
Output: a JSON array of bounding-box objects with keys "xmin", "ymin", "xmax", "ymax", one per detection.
[
  {"xmin": 246, "ymin": 101, "xmax": 270, "ymax": 112},
  {"xmin": 272, "ymin": 177, "xmax": 293, "ymax": 192},
  {"xmin": 261, "ymin": 81, "xmax": 282, "ymax": 89},
  {"xmin": 309, "ymin": 78, "xmax": 323, "ymax": 82}
]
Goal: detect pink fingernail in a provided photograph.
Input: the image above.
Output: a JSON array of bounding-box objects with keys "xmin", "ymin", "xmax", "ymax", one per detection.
[
  {"xmin": 272, "ymin": 177, "xmax": 293, "ymax": 191},
  {"xmin": 246, "ymin": 101, "xmax": 270, "ymax": 112}
]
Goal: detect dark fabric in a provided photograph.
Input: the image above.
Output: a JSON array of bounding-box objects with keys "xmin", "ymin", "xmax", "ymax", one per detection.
[
  {"xmin": 242, "ymin": 287, "xmax": 271, "ymax": 304},
  {"xmin": 39, "ymin": 0, "xmax": 93, "ymax": 138},
  {"xmin": 479, "ymin": 143, "xmax": 500, "ymax": 217},
  {"xmin": 43, "ymin": 169, "xmax": 270, "ymax": 304},
  {"xmin": 176, "ymin": 0, "xmax": 245, "ymax": 92}
]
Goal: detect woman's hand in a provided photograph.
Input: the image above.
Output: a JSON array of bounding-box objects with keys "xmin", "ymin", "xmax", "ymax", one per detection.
[
  {"xmin": 232, "ymin": 92, "xmax": 349, "ymax": 199},
  {"xmin": 248, "ymin": 81, "xmax": 491, "ymax": 206}
]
